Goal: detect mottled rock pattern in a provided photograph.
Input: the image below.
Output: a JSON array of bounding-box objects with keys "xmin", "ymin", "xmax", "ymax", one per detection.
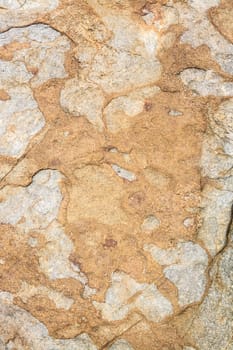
[
  {"xmin": 0, "ymin": 0, "xmax": 232, "ymax": 349},
  {"xmin": 144, "ymin": 242, "xmax": 209, "ymax": 306}
]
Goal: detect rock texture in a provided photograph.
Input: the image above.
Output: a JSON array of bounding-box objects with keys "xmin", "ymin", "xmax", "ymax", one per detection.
[{"xmin": 0, "ymin": 0, "xmax": 232, "ymax": 349}]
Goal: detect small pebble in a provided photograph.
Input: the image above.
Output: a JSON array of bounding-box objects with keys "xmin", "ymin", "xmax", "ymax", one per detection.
[
  {"xmin": 141, "ymin": 215, "xmax": 160, "ymax": 231},
  {"xmin": 169, "ymin": 109, "xmax": 183, "ymax": 117}
]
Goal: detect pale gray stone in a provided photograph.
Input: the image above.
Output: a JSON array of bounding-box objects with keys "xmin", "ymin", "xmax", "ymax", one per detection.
[
  {"xmin": 176, "ymin": 1, "xmax": 233, "ymax": 75},
  {"xmin": 38, "ymin": 221, "xmax": 96, "ymax": 297},
  {"xmin": 93, "ymin": 271, "xmax": 173, "ymax": 322},
  {"xmin": 188, "ymin": 0, "xmax": 220, "ymax": 11},
  {"xmin": 0, "ymin": 170, "xmax": 63, "ymax": 231},
  {"xmin": 181, "ymin": 69, "xmax": 233, "ymax": 96},
  {"xmin": 16, "ymin": 281, "xmax": 74, "ymax": 310},
  {"xmin": 108, "ymin": 339, "xmax": 134, "ymax": 350},
  {"xmin": 111, "ymin": 164, "xmax": 136, "ymax": 182},
  {"xmin": 202, "ymin": 99, "xmax": 233, "ymax": 174},
  {"xmin": 142, "ymin": 11, "xmax": 155, "ymax": 26},
  {"xmin": 183, "ymin": 217, "xmax": 194, "ymax": 228},
  {"xmin": 0, "ymin": 0, "xmax": 58, "ymax": 10},
  {"xmin": 0, "ymin": 86, "xmax": 45, "ymax": 157},
  {"xmin": 27, "ymin": 237, "xmax": 38, "ymax": 247},
  {"xmin": 190, "ymin": 246, "xmax": 233, "ymax": 350},
  {"xmin": 144, "ymin": 242, "xmax": 208, "ymax": 306},
  {"xmin": 61, "ymin": 9, "xmax": 161, "ymax": 130},
  {"xmin": 89, "ymin": 46, "xmax": 161, "ymax": 94},
  {"xmin": 201, "ymin": 135, "xmax": 233, "ymax": 179},
  {"xmin": 198, "ymin": 185, "xmax": 233, "ymax": 256},
  {"xmin": 153, "ymin": 6, "xmax": 179, "ymax": 32},
  {"xmin": 104, "ymin": 86, "xmax": 160, "ymax": 132},
  {"xmin": 199, "ymin": 99, "xmax": 233, "ymax": 256},
  {"xmin": 0, "ymin": 1, "xmax": 59, "ymax": 32},
  {"xmin": 0, "ymin": 61, "xmax": 32, "ymax": 87},
  {"xmin": 141, "ymin": 215, "xmax": 160, "ymax": 231},
  {"xmin": 169, "ymin": 109, "xmax": 183, "ymax": 117},
  {"xmin": 0, "ymin": 24, "xmax": 70, "ymax": 158},
  {"xmin": 2, "ymin": 24, "xmax": 70, "ymax": 87},
  {"xmin": 86, "ymin": 9, "xmax": 161, "ymax": 93},
  {"xmin": 0, "ymin": 170, "xmax": 95, "ymax": 297},
  {"xmin": 102, "ymin": 15, "xmax": 158, "ymax": 56},
  {"xmin": 60, "ymin": 79, "xmax": 105, "ymax": 130},
  {"xmin": 0, "ymin": 292, "xmax": 97, "ymax": 350}
]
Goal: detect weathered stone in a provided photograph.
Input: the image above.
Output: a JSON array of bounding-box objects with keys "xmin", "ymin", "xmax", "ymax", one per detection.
[
  {"xmin": 141, "ymin": 215, "xmax": 160, "ymax": 232},
  {"xmin": 111, "ymin": 164, "xmax": 136, "ymax": 182},
  {"xmin": 169, "ymin": 109, "xmax": 183, "ymax": 117},
  {"xmin": 16, "ymin": 281, "xmax": 74, "ymax": 310},
  {"xmin": 0, "ymin": 170, "xmax": 63, "ymax": 231},
  {"xmin": 210, "ymin": 5, "xmax": 233, "ymax": 43},
  {"xmin": 176, "ymin": 0, "xmax": 233, "ymax": 74},
  {"xmin": 89, "ymin": 46, "xmax": 161, "ymax": 94},
  {"xmin": 198, "ymin": 185, "xmax": 233, "ymax": 256},
  {"xmin": 60, "ymin": 79, "xmax": 105, "ymax": 130},
  {"xmin": 144, "ymin": 242, "xmax": 208, "ymax": 306},
  {"xmin": 0, "ymin": 170, "xmax": 95, "ymax": 297},
  {"xmin": 108, "ymin": 339, "xmax": 134, "ymax": 350},
  {"xmin": 0, "ymin": 85, "xmax": 45, "ymax": 157},
  {"xmin": 0, "ymin": 24, "xmax": 70, "ymax": 87},
  {"xmin": 93, "ymin": 271, "xmax": 173, "ymax": 322},
  {"xmin": 0, "ymin": 292, "xmax": 97, "ymax": 350},
  {"xmin": 199, "ymin": 99, "xmax": 233, "ymax": 256},
  {"xmin": 104, "ymin": 86, "xmax": 160, "ymax": 132},
  {"xmin": 187, "ymin": 246, "xmax": 233, "ymax": 350},
  {"xmin": 0, "ymin": 0, "xmax": 233, "ymax": 348},
  {"xmin": 183, "ymin": 217, "xmax": 194, "ymax": 228},
  {"xmin": 181, "ymin": 69, "xmax": 233, "ymax": 96},
  {"xmin": 38, "ymin": 222, "xmax": 96, "ymax": 297},
  {"xmin": 0, "ymin": 24, "xmax": 70, "ymax": 159},
  {"xmin": 0, "ymin": 1, "xmax": 59, "ymax": 32}
]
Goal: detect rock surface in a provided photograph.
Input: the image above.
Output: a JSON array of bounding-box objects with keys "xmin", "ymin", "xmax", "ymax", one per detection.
[{"xmin": 0, "ymin": 0, "xmax": 232, "ymax": 349}]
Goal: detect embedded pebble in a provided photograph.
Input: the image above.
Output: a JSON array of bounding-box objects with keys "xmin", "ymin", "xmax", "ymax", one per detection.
[
  {"xmin": 141, "ymin": 215, "xmax": 160, "ymax": 231},
  {"xmin": 169, "ymin": 109, "xmax": 183, "ymax": 117},
  {"xmin": 111, "ymin": 164, "xmax": 136, "ymax": 182}
]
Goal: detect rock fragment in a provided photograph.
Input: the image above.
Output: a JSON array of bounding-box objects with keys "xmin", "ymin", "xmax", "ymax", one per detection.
[{"xmin": 141, "ymin": 215, "xmax": 160, "ymax": 231}]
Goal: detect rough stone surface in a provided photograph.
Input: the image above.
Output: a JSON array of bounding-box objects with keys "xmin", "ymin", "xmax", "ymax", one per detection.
[
  {"xmin": 179, "ymin": 243, "xmax": 233, "ymax": 350},
  {"xmin": 199, "ymin": 98, "xmax": 233, "ymax": 256},
  {"xmin": 176, "ymin": 0, "xmax": 233, "ymax": 74},
  {"xmin": 144, "ymin": 242, "xmax": 209, "ymax": 306},
  {"xmin": 0, "ymin": 292, "xmax": 97, "ymax": 350},
  {"xmin": 93, "ymin": 272, "xmax": 173, "ymax": 322},
  {"xmin": 0, "ymin": 24, "xmax": 70, "ymax": 159},
  {"xmin": 108, "ymin": 339, "xmax": 134, "ymax": 350},
  {"xmin": 141, "ymin": 215, "xmax": 160, "ymax": 232},
  {"xmin": 181, "ymin": 69, "xmax": 233, "ymax": 96},
  {"xmin": 0, "ymin": 0, "xmax": 232, "ymax": 349}
]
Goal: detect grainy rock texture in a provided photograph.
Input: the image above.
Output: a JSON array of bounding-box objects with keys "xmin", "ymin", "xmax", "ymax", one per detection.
[{"xmin": 0, "ymin": 0, "xmax": 232, "ymax": 349}]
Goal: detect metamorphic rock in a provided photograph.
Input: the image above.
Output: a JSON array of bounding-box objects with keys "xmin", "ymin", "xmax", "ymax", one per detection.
[{"xmin": 0, "ymin": 0, "xmax": 232, "ymax": 349}]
